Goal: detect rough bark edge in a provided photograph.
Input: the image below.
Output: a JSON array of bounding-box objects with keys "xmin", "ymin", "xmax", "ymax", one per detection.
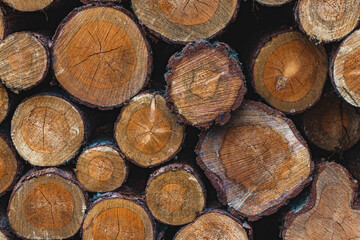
[
  {"xmin": 131, "ymin": 0, "xmax": 240, "ymax": 45},
  {"xmin": 81, "ymin": 192, "xmax": 156, "ymax": 240},
  {"xmin": 294, "ymin": 0, "xmax": 360, "ymax": 43},
  {"xmin": 282, "ymin": 161, "xmax": 359, "ymax": 239},
  {"xmin": 165, "ymin": 40, "xmax": 247, "ymax": 129},
  {"xmin": 173, "ymin": 209, "xmax": 253, "ymax": 240},
  {"xmin": 80, "ymin": 0, "xmax": 122, "ymax": 4},
  {"xmin": 1, "ymin": 0, "xmax": 60, "ymax": 13},
  {"xmin": 145, "ymin": 163, "xmax": 207, "ymax": 225},
  {"xmin": 196, "ymin": 100, "xmax": 314, "ymax": 221},
  {"xmin": 0, "ymin": 32, "xmax": 50, "ymax": 93},
  {"xmin": 75, "ymin": 140, "xmax": 129, "ymax": 191},
  {"xmin": 250, "ymin": 28, "xmax": 324, "ymax": 114},
  {"xmin": 8, "ymin": 167, "xmax": 89, "ymax": 240},
  {"xmin": 255, "ymin": 0, "xmax": 293, "ymax": 7},
  {"xmin": 0, "ymin": 133, "xmax": 19, "ymax": 197},
  {"xmin": 12, "ymin": 92, "xmax": 89, "ymax": 166},
  {"xmin": 329, "ymin": 37, "xmax": 360, "ymax": 108},
  {"xmin": 114, "ymin": 90, "xmax": 186, "ymax": 168},
  {"xmin": 51, "ymin": 3, "xmax": 152, "ymax": 110}
]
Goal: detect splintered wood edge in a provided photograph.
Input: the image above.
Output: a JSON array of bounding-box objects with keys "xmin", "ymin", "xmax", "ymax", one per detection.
[
  {"xmin": 51, "ymin": 3, "xmax": 152, "ymax": 109},
  {"xmin": 165, "ymin": 41, "xmax": 246, "ymax": 129},
  {"xmin": 2, "ymin": 0, "xmax": 57, "ymax": 12},
  {"xmin": 330, "ymin": 29, "xmax": 360, "ymax": 107},
  {"xmin": 11, "ymin": 94, "xmax": 85, "ymax": 166},
  {"xmin": 145, "ymin": 164, "xmax": 206, "ymax": 225},
  {"xmin": 196, "ymin": 100, "xmax": 313, "ymax": 221},
  {"xmin": 0, "ymin": 134, "xmax": 18, "ymax": 196},
  {"xmin": 174, "ymin": 209, "xmax": 252, "ymax": 240},
  {"xmin": 75, "ymin": 143, "xmax": 128, "ymax": 192},
  {"xmin": 0, "ymin": 32, "xmax": 50, "ymax": 92},
  {"xmin": 8, "ymin": 168, "xmax": 88, "ymax": 240},
  {"xmin": 303, "ymin": 94, "xmax": 360, "ymax": 151},
  {"xmin": 282, "ymin": 162, "xmax": 360, "ymax": 239},
  {"xmin": 251, "ymin": 29, "xmax": 327, "ymax": 114},
  {"xmin": 81, "ymin": 192, "xmax": 155, "ymax": 240},
  {"xmin": 255, "ymin": 0, "xmax": 292, "ymax": 7},
  {"xmin": 132, "ymin": 0, "xmax": 240, "ymax": 44},
  {"xmin": 115, "ymin": 92, "xmax": 185, "ymax": 167},
  {"xmin": 295, "ymin": 0, "xmax": 360, "ymax": 43}
]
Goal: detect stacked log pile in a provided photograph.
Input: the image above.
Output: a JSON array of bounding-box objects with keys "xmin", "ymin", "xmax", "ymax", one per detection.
[{"xmin": 0, "ymin": 0, "xmax": 357, "ymax": 239}]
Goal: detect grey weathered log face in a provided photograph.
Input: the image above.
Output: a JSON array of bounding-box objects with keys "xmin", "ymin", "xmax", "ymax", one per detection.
[
  {"xmin": 296, "ymin": 0, "xmax": 360, "ymax": 42},
  {"xmin": 331, "ymin": 28, "xmax": 360, "ymax": 108},
  {"xmin": 197, "ymin": 101, "xmax": 312, "ymax": 220},
  {"xmin": 132, "ymin": 0, "xmax": 239, "ymax": 43}
]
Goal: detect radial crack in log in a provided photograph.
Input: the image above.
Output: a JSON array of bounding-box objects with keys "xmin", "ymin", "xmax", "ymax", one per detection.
[
  {"xmin": 8, "ymin": 168, "xmax": 87, "ymax": 239},
  {"xmin": 115, "ymin": 92, "xmax": 184, "ymax": 167},
  {"xmin": 283, "ymin": 162, "xmax": 360, "ymax": 240},
  {"xmin": 145, "ymin": 164, "xmax": 205, "ymax": 225},
  {"xmin": 132, "ymin": 0, "xmax": 239, "ymax": 43},
  {"xmin": 252, "ymin": 30, "xmax": 327, "ymax": 114},
  {"xmin": 52, "ymin": 4, "xmax": 151, "ymax": 109},
  {"xmin": 11, "ymin": 94, "xmax": 85, "ymax": 166},
  {"xmin": 196, "ymin": 100, "xmax": 312, "ymax": 220},
  {"xmin": 166, "ymin": 41, "xmax": 246, "ymax": 129},
  {"xmin": 296, "ymin": 0, "xmax": 360, "ymax": 42}
]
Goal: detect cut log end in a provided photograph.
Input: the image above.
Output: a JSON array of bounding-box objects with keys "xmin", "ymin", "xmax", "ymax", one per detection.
[
  {"xmin": 0, "ymin": 9, "xmax": 5, "ymax": 40},
  {"xmin": 82, "ymin": 193, "xmax": 154, "ymax": 240},
  {"xmin": 297, "ymin": 0, "xmax": 360, "ymax": 42},
  {"xmin": 76, "ymin": 144, "xmax": 127, "ymax": 192},
  {"xmin": 331, "ymin": 28, "xmax": 360, "ymax": 107},
  {"xmin": 52, "ymin": 5, "xmax": 150, "ymax": 108},
  {"xmin": 115, "ymin": 92, "xmax": 184, "ymax": 167},
  {"xmin": 174, "ymin": 210, "xmax": 250, "ymax": 240},
  {"xmin": 0, "ymin": 230, "xmax": 8, "ymax": 240},
  {"xmin": 283, "ymin": 162, "xmax": 360, "ymax": 239},
  {"xmin": 2, "ymin": 0, "xmax": 55, "ymax": 12},
  {"xmin": 8, "ymin": 168, "xmax": 87, "ymax": 239},
  {"xmin": 145, "ymin": 164, "xmax": 205, "ymax": 225},
  {"xmin": 0, "ymin": 83, "xmax": 8, "ymax": 124},
  {"xmin": 303, "ymin": 94, "xmax": 360, "ymax": 151},
  {"xmin": 252, "ymin": 30, "xmax": 327, "ymax": 114},
  {"xmin": 132, "ymin": 0, "xmax": 238, "ymax": 43},
  {"xmin": 256, "ymin": 0, "xmax": 292, "ymax": 6},
  {"xmin": 197, "ymin": 100, "xmax": 312, "ymax": 220},
  {"xmin": 166, "ymin": 41, "xmax": 246, "ymax": 128},
  {"xmin": 11, "ymin": 94, "xmax": 85, "ymax": 166},
  {"xmin": 0, "ymin": 135, "xmax": 18, "ymax": 196},
  {"xmin": 0, "ymin": 32, "xmax": 49, "ymax": 92}
]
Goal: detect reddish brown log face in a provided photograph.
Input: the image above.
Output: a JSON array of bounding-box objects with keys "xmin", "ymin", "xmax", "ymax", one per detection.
[
  {"xmin": 52, "ymin": 5, "xmax": 150, "ymax": 108},
  {"xmin": 0, "ymin": 135, "xmax": 18, "ymax": 196},
  {"xmin": 197, "ymin": 101, "xmax": 312, "ymax": 220},
  {"xmin": 284, "ymin": 162, "xmax": 360, "ymax": 239},
  {"xmin": 0, "ymin": 83, "xmax": 8, "ymax": 125}
]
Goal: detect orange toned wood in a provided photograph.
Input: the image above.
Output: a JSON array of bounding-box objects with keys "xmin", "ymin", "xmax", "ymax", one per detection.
[
  {"xmin": 115, "ymin": 92, "xmax": 184, "ymax": 167},
  {"xmin": 331, "ymin": 28, "xmax": 360, "ymax": 107},
  {"xmin": 283, "ymin": 162, "xmax": 360, "ymax": 240},
  {"xmin": 2, "ymin": 0, "xmax": 55, "ymax": 12},
  {"xmin": 252, "ymin": 30, "xmax": 327, "ymax": 114},
  {"xmin": 296, "ymin": 0, "xmax": 360, "ymax": 42},
  {"xmin": 166, "ymin": 41, "xmax": 246, "ymax": 128},
  {"xmin": 197, "ymin": 101, "xmax": 312, "ymax": 220},
  {"xmin": 52, "ymin": 5, "xmax": 150, "ymax": 109},
  {"xmin": 82, "ymin": 193, "xmax": 154, "ymax": 240},
  {"xmin": 0, "ymin": 32, "xmax": 49, "ymax": 92},
  {"xmin": 0, "ymin": 83, "xmax": 8, "ymax": 125},
  {"xmin": 303, "ymin": 94, "xmax": 360, "ymax": 151},
  {"xmin": 145, "ymin": 164, "xmax": 205, "ymax": 225},
  {"xmin": 256, "ymin": 0, "xmax": 292, "ymax": 6},
  {"xmin": 132, "ymin": 0, "xmax": 238, "ymax": 43},
  {"xmin": 0, "ymin": 135, "xmax": 18, "ymax": 196},
  {"xmin": 76, "ymin": 143, "xmax": 128, "ymax": 192},
  {"xmin": 8, "ymin": 168, "xmax": 87, "ymax": 239},
  {"xmin": 11, "ymin": 94, "xmax": 85, "ymax": 166},
  {"xmin": 174, "ymin": 210, "xmax": 250, "ymax": 240}
]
